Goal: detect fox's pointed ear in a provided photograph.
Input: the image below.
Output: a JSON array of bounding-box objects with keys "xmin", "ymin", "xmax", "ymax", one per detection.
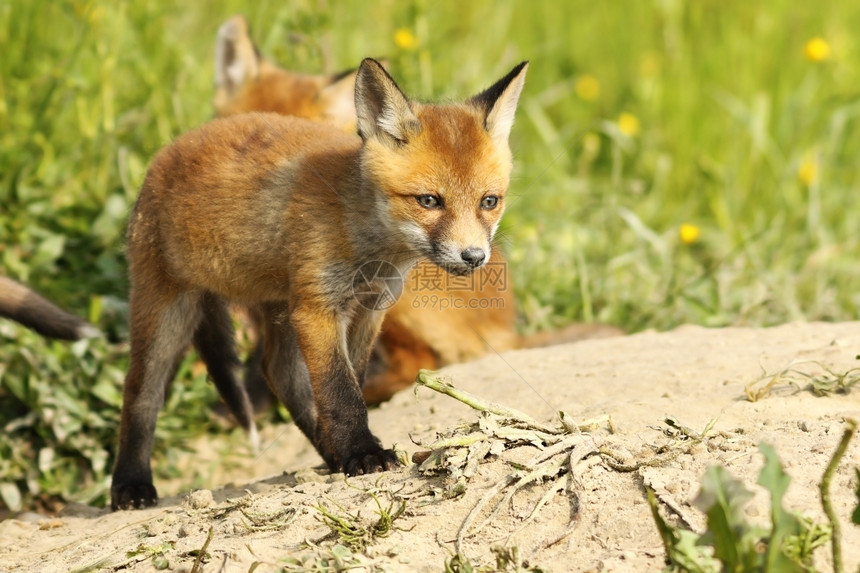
[
  {"xmin": 214, "ymin": 15, "xmax": 262, "ymax": 98},
  {"xmin": 317, "ymin": 69, "xmax": 358, "ymax": 130},
  {"xmin": 355, "ymin": 58, "xmax": 420, "ymax": 144},
  {"xmin": 469, "ymin": 61, "xmax": 529, "ymax": 147}
]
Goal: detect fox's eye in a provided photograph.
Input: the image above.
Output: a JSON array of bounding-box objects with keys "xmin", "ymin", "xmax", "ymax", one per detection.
[
  {"xmin": 417, "ymin": 195, "xmax": 442, "ymax": 209},
  {"xmin": 480, "ymin": 195, "xmax": 499, "ymax": 210}
]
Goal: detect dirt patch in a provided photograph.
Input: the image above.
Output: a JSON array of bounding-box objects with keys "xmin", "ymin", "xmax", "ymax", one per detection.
[{"xmin": 1, "ymin": 321, "xmax": 858, "ymax": 572}]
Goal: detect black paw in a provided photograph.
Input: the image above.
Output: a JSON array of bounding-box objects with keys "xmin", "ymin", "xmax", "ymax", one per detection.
[
  {"xmin": 344, "ymin": 448, "xmax": 400, "ymax": 476},
  {"xmin": 111, "ymin": 483, "xmax": 158, "ymax": 511}
]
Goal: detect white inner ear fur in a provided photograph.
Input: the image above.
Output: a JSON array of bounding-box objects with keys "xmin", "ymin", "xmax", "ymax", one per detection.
[
  {"xmin": 355, "ymin": 61, "xmax": 419, "ymax": 143},
  {"xmin": 215, "ymin": 18, "xmax": 259, "ymax": 93},
  {"xmin": 377, "ymin": 99, "xmax": 415, "ymax": 141}
]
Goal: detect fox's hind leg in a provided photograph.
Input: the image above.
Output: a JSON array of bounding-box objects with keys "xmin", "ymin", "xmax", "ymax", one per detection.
[
  {"xmin": 347, "ymin": 309, "xmax": 386, "ymax": 389},
  {"xmin": 242, "ymin": 342, "xmax": 274, "ymax": 413},
  {"xmin": 241, "ymin": 305, "xmax": 275, "ymax": 414},
  {"xmin": 111, "ymin": 289, "xmax": 202, "ymax": 510},
  {"xmin": 193, "ymin": 293, "xmax": 258, "ymax": 448}
]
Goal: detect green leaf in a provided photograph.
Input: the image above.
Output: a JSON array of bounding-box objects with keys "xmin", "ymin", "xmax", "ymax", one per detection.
[
  {"xmin": 37, "ymin": 447, "xmax": 55, "ymax": 473},
  {"xmin": 647, "ymin": 487, "xmax": 719, "ymax": 572},
  {"xmin": 757, "ymin": 443, "xmax": 805, "ymax": 572},
  {"xmin": 31, "ymin": 233, "xmax": 65, "ymax": 269},
  {"xmin": 2, "ymin": 369, "xmax": 28, "ymax": 404},
  {"xmin": 88, "ymin": 294, "xmax": 104, "ymax": 325},
  {"xmin": 91, "ymin": 193, "xmax": 128, "ymax": 244},
  {"xmin": 694, "ymin": 465, "xmax": 757, "ymax": 571},
  {"xmin": 0, "ymin": 482, "xmax": 23, "ymax": 512},
  {"xmin": 152, "ymin": 553, "xmax": 169, "ymax": 570},
  {"xmin": 90, "ymin": 376, "xmax": 123, "ymax": 408},
  {"xmin": 648, "ymin": 487, "xmax": 676, "ymax": 552}
]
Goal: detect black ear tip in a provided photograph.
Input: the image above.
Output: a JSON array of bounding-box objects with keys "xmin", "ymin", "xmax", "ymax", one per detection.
[
  {"xmin": 357, "ymin": 58, "xmax": 402, "ymax": 95},
  {"xmin": 359, "ymin": 58, "xmax": 385, "ymax": 71},
  {"xmin": 357, "ymin": 58, "xmax": 388, "ymax": 83}
]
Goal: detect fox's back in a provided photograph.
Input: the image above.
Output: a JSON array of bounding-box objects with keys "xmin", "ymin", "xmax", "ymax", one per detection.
[
  {"xmin": 141, "ymin": 112, "xmax": 358, "ymax": 197},
  {"xmin": 216, "ymin": 70, "xmax": 329, "ymax": 120},
  {"xmin": 129, "ymin": 112, "xmax": 360, "ymax": 300}
]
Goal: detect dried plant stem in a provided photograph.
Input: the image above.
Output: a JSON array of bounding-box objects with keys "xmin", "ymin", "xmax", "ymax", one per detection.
[
  {"xmin": 507, "ymin": 477, "xmax": 567, "ymax": 545},
  {"xmin": 190, "ymin": 526, "xmax": 214, "ymax": 573},
  {"xmin": 416, "ymin": 432, "xmax": 487, "ymax": 450},
  {"xmin": 470, "ymin": 456, "xmax": 568, "ymax": 540},
  {"xmin": 456, "ymin": 475, "xmax": 516, "ymax": 553},
  {"xmin": 415, "ymin": 370, "xmax": 545, "ymax": 428}
]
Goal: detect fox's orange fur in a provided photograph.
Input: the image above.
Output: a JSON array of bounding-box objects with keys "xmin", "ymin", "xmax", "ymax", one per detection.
[
  {"xmin": 214, "ymin": 16, "xmax": 358, "ymax": 131},
  {"xmin": 212, "ymin": 16, "xmax": 622, "ymax": 407},
  {"xmin": 112, "ymin": 55, "xmax": 529, "ymax": 510}
]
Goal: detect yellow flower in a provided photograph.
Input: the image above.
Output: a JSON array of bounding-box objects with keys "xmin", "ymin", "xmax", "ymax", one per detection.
[
  {"xmin": 639, "ymin": 52, "xmax": 661, "ymax": 77},
  {"xmin": 804, "ymin": 37, "xmax": 830, "ymax": 62},
  {"xmin": 679, "ymin": 223, "xmax": 700, "ymax": 245},
  {"xmin": 617, "ymin": 112, "xmax": 640, "ymax": 137},
  {"xmin": 394, "ymin": 28, "xmax": 418, "ymax": 51},
  {"xmin": 798, "ymin": 155, "xmax": 817, "ymax": 186},
  {"xmin": 575, "ymin": 75, "xmax": 600, "ymax": 101},
  {"xmin": 74, "ymin": 1, "xmax": 103, "ymax": 24},
  {"xmin": 88, "ymin": 5, "xmax": 104, "ymax": 24},
  {"xmin": 582, "ymin": 132, "xmax": 601, "ymax": 157}
]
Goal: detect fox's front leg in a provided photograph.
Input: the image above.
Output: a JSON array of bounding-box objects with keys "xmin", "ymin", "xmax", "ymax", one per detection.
[
  {"xmin": 292, "ymin": 306, "xmax": 398, "ymax": 475},
  {"xmin": 258, "ymin": 302, "xmax": 335, "ymax": 469}
]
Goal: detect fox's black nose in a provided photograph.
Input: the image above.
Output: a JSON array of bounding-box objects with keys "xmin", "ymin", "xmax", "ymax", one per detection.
[{"xmin": 460, "ymin": 248, "xmax": 486, "ymax": 268}]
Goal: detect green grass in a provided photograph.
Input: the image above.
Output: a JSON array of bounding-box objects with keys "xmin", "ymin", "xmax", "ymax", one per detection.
[
  {"xmin": 650, "ymin": 426, "xmax": 857, "ymax": 573},
  {"xmin": 1, "ymin": 0, "xmax": 859, "ymax": 509}
]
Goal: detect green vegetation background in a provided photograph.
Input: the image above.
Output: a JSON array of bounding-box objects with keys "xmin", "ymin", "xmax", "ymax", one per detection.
[{"xmin": 1, "ymin": 0, "xmax": 858, "ymax": 510}]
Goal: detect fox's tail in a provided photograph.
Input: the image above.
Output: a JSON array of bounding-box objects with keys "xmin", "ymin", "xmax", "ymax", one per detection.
[
  {"xmin": 0, "ymin": 276, "xmax": 99, "ymax": 340},
  {"xmin": 517, "ymin": 322, "xmax": 623, "ymax": 350}
]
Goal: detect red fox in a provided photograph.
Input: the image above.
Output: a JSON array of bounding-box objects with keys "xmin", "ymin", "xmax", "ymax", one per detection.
[
  {"xmin": 212, "ymin": 15, "xmax": 622, "ymax": 407},
  {"xmin": 111, "ymin": 57, "xmax": 528, "ymax": 510},
  {"xmin": 0, "ymin": 275, "xmax": 98, "ymax": 340}
]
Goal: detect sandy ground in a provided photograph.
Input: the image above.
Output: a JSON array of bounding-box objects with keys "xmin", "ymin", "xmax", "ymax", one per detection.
[{"xmin": 1, "ymin": 321, "xmax": 859, "ymax": 572}]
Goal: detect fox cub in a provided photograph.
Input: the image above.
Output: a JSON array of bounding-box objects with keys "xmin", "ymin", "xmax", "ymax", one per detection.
[
  {"xmin": 212, "ymin": 15, "xmax": 622, "ymax": 408},
  {"xmin": 111, "ymin": 58, "xmax": 528, "ymax": 510}
]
